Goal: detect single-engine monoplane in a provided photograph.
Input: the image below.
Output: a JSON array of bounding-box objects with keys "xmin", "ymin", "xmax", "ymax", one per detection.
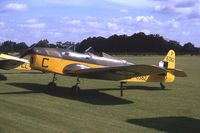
[{"xmin": 19, "ymin": 46, "xmax": 186, "ymax": 96}]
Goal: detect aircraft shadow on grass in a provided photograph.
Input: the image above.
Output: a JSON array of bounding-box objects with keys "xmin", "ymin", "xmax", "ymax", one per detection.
[
  {"xmin": 126, "ymin": 116, "xmax": 200, "ymax": 133},
  {"xmin": 3, "ymin": 82, "xmax": 133, "ymax": 105},
  {"xmin": 1, "ymin": 71, "xmax": 44, "ymax": 75},
  {"xmin": 0, "ymin": 74, "xmax": 7, "ymax": 81}
]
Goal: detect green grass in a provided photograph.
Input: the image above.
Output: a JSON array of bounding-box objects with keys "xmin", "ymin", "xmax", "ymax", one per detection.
[{"xmin": 0, "ymin": 55, "xmax": 200, "ymax": 133}]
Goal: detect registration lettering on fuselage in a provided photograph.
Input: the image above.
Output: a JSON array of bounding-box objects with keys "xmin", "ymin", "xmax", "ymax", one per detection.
[
  {"xmin": 20, "ymin": 63, "xmax": 29, "ymax": 69},
  {"xmin": 42, "ymin": 58, "xmax": 49, "ymax": 68},
  {"xmin": 135, "ymin": 76, "xmax": 148, "ymax": 81}
]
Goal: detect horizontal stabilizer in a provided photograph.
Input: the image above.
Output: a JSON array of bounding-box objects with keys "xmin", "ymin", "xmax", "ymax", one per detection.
[{"xmin": 168, "ymin": 68, "xmax": 187, "ymax": 77}]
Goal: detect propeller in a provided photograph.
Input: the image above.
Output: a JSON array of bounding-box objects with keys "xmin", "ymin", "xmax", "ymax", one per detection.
[{"xmin": 19, "ymin": 43, "xmax": 38, "ymax": 58}]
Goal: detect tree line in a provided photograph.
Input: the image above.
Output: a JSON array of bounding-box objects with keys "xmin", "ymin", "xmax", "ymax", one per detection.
[
  {"xmin": 76, "ymin": 33, "xmax": 199, "ymax": 55},
  {"xmin": 0, "ymin": 32, "xmax": 199, "ymax": 55},
  {"xmin": 0, "ymin": 40, "xmax": 75, "ymax": 53}
]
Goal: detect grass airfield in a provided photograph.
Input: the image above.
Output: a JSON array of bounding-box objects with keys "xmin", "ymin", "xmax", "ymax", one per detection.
[{"xmin": 0, "ymin": 55, "xmax": 200, "ymax": 133}]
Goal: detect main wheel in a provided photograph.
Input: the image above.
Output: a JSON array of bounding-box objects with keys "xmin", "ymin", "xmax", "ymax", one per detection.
[
  {"xmin": 160, "ymin": 82, "xmax": 165, "ymax": 90},
  {"xmin": 48, "ymin": 82, "xmax": 56, "ymax": 89}
]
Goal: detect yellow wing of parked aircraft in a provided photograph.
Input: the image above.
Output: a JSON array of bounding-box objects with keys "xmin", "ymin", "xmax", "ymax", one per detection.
[
  {"xmin": 0, "ymin": 43, "xmax": 38, "ymax": 71},
  {"xmin": 0, "ymin": 53, "xmax": 31, "ymax": 70},
  {"xmin": 21, "ymin": 47, "xmax": 186, "ymax": 96}
]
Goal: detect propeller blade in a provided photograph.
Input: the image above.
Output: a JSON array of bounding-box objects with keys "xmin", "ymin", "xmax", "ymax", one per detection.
[{"xmin": 20, "ymin": 43, "xmax": 38, "ymax": 58}]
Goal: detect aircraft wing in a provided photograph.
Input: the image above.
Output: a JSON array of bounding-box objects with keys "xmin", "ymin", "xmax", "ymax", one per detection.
[
  {"xmin": 0, "ymin": 59, "xmax": 29, "ymax": 70},
  {"xmin": 64, "ymin": 64, "xmax": 166, "ymax": 81},
  {"xmin": 0, "ymin": 54, "xmax": 29, "ymax": 70}
]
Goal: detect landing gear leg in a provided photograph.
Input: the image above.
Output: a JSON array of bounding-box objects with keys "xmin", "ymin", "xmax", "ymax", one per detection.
[
  {"xmin": 120, "ymin": 82, "xmax": 126, "ymax": 97},
  {"xmin": 160, "ymin": 82, "xmax": 165, "ymax": 90},
  {"xmin": 71, "ymin": 77, "xmax": 80, "ymax": 95},
  {"xmin": 48, "ymin": 73, "xmax": 57, "ymax": 88}
]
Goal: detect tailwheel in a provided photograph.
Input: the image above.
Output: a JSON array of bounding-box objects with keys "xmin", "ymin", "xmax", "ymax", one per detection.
[
  {"xmin": 71, "ymin": 77, "xmax": 81, "ymax": 95},
  {"xmin": 48, "ymin": 73, "xmax": 57, "ymax": 89},
  {"xmin": 160, "ymin": 82, "xmax": 165, "ymax": 90}
]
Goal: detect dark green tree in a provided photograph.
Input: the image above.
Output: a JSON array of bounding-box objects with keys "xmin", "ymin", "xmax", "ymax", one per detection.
[
  {"xmin": 13, "ymin": 42, "xmax": 28, "ymax": 52},
  {"xmin": 36, "ymin": 39, "xmax": 50, "ymax": 47}
]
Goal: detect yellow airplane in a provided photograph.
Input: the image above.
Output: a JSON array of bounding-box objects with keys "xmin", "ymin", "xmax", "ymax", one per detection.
[
  {"xmin": 0, "ymin": 53, "xmax": 31, "ymax": 70},
  {"xmin": 20, "ymin": 47, "xmax": 186, "ymax": 96}
]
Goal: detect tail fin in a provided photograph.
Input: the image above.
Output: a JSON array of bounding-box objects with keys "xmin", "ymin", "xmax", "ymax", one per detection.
[
  {"xmin": 160, "ymin": 50, "xmax": 186, "ymax": 81},
  {"xmin": 159, "ymin": 50, "xmax": 175, "ymax": 69},
  {"xmin": 164, "ymin": 50, "xmax": 187, "ymax": 77},
  {"xmin": 158, "ymin": 50, "xmax": 176, "ymax": 83}
]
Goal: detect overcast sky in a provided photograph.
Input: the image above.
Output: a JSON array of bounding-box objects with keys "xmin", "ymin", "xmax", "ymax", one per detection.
[{"xmin": 0, "ymin": 0, "xmax": 200, "ymax": 46}]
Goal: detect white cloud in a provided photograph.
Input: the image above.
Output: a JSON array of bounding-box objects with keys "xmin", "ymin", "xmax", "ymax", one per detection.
[
  {"xmin": 155, "ymin": 5, "xmax": 172, "ymax": 13},
  {"xmin": 105, "ymin": 0, "xmax": 156, "ymax": 8},
  {"xmin": 87, "ymin": 21, "xmax": 102, "ymax": 28},
  {"xmin": 65, "ymin": 20, "xmax": 81, "ymax": 25},
  {"xmin": 19, "ymin": 19, "xmax": 46, "ymax": 29},
  {"xmin": 167, "ymin": 19, "xmax": 179, "ymax": 28},
  {"xmin": 63, "ymin": 16, "xmax": 69, "ymax": 20},
  {"xmin": 60, "ymin": 15, "xmax": 182, "ymax": 42},
  {"xmin": 112, "ymin": 15, "xmax": 158, "ymax": 26},
  {"xmin": 136, "ymin": 16, "xmax": 154, "ymax": 23},
  {"xmin": 84, "ymin": 16, "xmax": 103, "ymax": 28},
  {"xmin": 107, "ymin": 22, "xmax": 119, "ymax": 30},
  {"xmin": 154, "ymin": 0, "xmax": 200, "ymax": 20},
  {"xmin": 155, "ymin": 4, "xmax": 193, "ymax": 15},
  {"xmin": 110, "ymin": 15, "xmax": 182, "ymax": 39},
  {"xmin": 46, "ymin": 31, "xmax": 63, "ymax": 37},
  {"xmin": 70, "ymin": 20, "xmax": 81, "ymax": 25},
  {"xmin": 6, "ymin": 3, "xmax": 27, "ymax": 11},
  {"xmin": 85, "ymin": 16, "xmax": 97, "ymax": 21},
  {"xmin": 182, "ymin": 31, "xmax": 190, "ymax": 35},
  {"xmin": 40, "ymin": 0, "xmax": 94, "ymax": 6},
  {"xmin": 111, "ymin": 16, "xmax": 134, "ymax": 25},
  {"xmin": 120, "ymin": 9, "xmax": 128, "ymax": 13},
  {"xmin": 35, "ymin": 0, "xmax": 156, "ymax": 8},
  {"xmin": 0, "ymin": 3, "xmax": 27, "ymax": 12},
  {"xmin": 0, "ymin": 22, "xmax": 5, "ymax": 28},
  {"xmin": 26, "ymin": 19, "xmax": 37, "ymax": 23},
  {"xmin": 20, "ymin": 23, "xmax": 46, "ymax": 29},
  {"xmin": 63, "ymin": 17, "xmax": 105, "ymax": 34},
  {"xmin": 66, "ymin": 27, "xmax": 87, "ymax": 33}
]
